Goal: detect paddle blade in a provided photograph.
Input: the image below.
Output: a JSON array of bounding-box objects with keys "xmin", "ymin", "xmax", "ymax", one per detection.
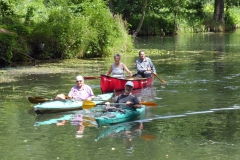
[
  {"xmin": 161, "ymin": 80, "xmax": 167, "ymax": 84},
  {"xmin": 140, "ymin": 134, "xmax": 156, "ymax": 141},
  {"xmin": 84, "ymin": 76, "xmax": 99, "ymax": 80},
  {"xmin": 152, "ymin": 71, "xmax": 167, "ymax": 84},
  {"xmin": 82, "ymin": 100, "xmax": 97, "ymax": 109},
  {"xmin": 28, "ymin": 97, "xmax": 48, "ymax": 104},
  {"xmin": 140, "ymin": 101, "xmax": 157, "ymax": 107}
]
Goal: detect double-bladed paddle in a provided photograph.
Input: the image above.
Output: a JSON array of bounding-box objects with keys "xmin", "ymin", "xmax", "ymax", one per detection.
[{"xmin": 82, "ymin": 100, "xmax": 157, "ymax": 109}]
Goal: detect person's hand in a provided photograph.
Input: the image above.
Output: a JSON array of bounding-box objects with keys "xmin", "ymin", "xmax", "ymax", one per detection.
[
  {"xmin": 129, "ymin": 72, "xmax": 133, "ymax": 77},
  {"xmin": 105, "ymin": 102, "xmax": 110, "ymax": 107},
  {"xmin": 55, "ymin": 94, "xmax": 67, "ymax": 100},
  {"xmin": 86, "ymin": 97, "xmax": 93, "ymax": 101},
  {"xmin": 126, "ymin": 101, "xmax": 132, "ymax": 106}
]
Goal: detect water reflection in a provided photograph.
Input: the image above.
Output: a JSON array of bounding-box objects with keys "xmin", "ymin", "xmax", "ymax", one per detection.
[
  {"xmin": 34, "ymin": 111, "xmax": 79, "ymax": 126},
  {"xmin": 95, "ymin": 122, "xmax": 145, "ymax": 154},
  {"xmin": 56, "ymin": 113, "xmax": 86, "ymax": 138},
  {"xmin": 34, "ymin": 111, "xmax": 96, "ymax": 138}
]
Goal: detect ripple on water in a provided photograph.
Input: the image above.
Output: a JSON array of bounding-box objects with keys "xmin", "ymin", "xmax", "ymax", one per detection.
[
  {"xmin": 185, "ymin": 110, "xmax": 214, "ymax": 115},
  {"xmin": 210, "ymin": 106, "xmax": 240, "ymax": 111},
  {"xmin": 223, "ymin": 86, "xmax": 240, "ymax": 90}
]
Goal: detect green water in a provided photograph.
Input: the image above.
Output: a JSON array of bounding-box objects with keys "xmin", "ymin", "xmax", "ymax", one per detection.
[{"xmin": 1, "ymin": 30, "xmax": 240, "ymax": 160}]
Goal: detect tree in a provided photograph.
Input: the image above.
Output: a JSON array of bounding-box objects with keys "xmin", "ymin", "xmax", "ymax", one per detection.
[
  {"xmin": 214, "ymin": 0, "xmax": 224, "ymax": 23},
  {"xmin": 134, "ymin": 0, "xmax": 147, "ymax": 37}
]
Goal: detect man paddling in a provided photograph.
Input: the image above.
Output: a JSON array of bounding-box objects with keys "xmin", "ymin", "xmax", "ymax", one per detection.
[
  {"xmin": 106, "ymin": 81, "xmax": 142, "ymax": 108},
  {"xmin": 55, "ymin": 75, "xmax": 95, "ymax": 100},
  {"xmin": 135, "ymin": 50, "xmax": 156, "ymax": 78}
]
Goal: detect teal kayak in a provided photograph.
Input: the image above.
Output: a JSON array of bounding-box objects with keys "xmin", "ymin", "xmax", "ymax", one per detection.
[
  {"xmin": 34, "ymin": 93, "xmax": 113, "ymax": 114},
  {"xmin": 95, "ymin": 105, "xmax": 146, "ymax": 126}
]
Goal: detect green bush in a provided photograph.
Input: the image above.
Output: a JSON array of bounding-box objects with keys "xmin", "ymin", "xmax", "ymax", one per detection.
[{"xmin": 30, "ymin": 0, "xmax": 133, "ymax": 59}]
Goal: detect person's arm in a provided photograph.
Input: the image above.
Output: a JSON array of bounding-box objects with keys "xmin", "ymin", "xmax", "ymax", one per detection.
[
  {"xmin": 122, "ymin": 64, "xmax": 132, "ymax": 76},
  {"xmin": 105, "ymin": 95, "xmax": 119, "ymax": 107},
  {"xmin": 126, "ymin": 96, "xmax": 141, "ymax": 108},
  {"xmin": 133, "ymin": 96, "xmax": 142, "ymax": 108},
  {"xmin": 147, "ymin": 57, "xmax": 156, "ymax": 74},
  {"xmin": 133, "ymin": 104, "xmax": 142, "ymax": 108},
  {"xmin": 55, "ymin": 93, "xmax": 67, "ymax": 100},
  {"xmin": 68, "ymin": 87, "xmax": 74, "ymax": 99},
  {"xmin": 105, "ymin": 65, "xmax": 113, "ymax": 76},
  {"xmin": 86, "ymin": 86, "xmax": 95, "ymax": 100}
]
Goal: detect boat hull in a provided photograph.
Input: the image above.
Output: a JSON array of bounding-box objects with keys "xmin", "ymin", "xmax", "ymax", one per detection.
[
  {"xmin": 95, "ymin": 105, "xmax": 146, "ymax": 126},
  {"xmin": 33, "ymin": 93, "xmax": 113, "ymax": 114},
  {"xmin": 100, "ymin": 75, "xmax": 154, "ymax": 93}
]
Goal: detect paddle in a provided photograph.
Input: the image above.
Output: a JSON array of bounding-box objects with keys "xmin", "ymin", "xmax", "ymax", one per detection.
[
  {"xmin": 28, "ymin": 96, "xmax": 50, "ymax": 104},
  {"xmin": 82, "ymin": 100, "xmax": 157, "ymax": 109},
  {"xmin": 83, "ymin": 75, "xmax": 134, "ymax": 80},
  {"xmin": 28, "ymin": 95, "xmax": 69, "ymax": 104},
  {"xmin": 151, "ymin": 71, "xmax": 166, "ymax": 84},
  {"xmin": 140, "ymin": 134, "xmax": 156, "ymax": 141},
  {"xmin": 83, "ymin": 76, "xmax": 99, "ymax": 80}
]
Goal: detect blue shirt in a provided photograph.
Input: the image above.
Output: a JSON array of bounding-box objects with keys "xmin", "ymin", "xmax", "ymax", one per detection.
[{"xmin": 136, "ymin": 57, "xmax": 156, "ymax": 74}]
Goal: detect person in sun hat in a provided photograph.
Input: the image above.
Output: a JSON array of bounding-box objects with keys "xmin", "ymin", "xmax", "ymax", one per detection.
[
  {"xmin": 55, "ymin": 75, "xmax": 95, "ymax": 100},
  {"xmin": 105, "ymin": 81, "xmax": 141, "ymax": 109}
]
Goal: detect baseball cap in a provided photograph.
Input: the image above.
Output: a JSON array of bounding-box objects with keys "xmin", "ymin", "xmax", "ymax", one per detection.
[{"xmin": 125, "ymin": 81, "xmax": 134, "ymax": 87}]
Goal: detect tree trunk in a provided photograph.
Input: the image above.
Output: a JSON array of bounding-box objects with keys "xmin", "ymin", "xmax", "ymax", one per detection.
[
  {"xmin": 214, "ymin": 0, "xmax": 224, "ymax": 23},
  {"xmin": 134, "ymin": 0, "xmax": 148, "ymax": 37},
  {"xmin": 109, "ymin": 0, "xmax": 113, "ymax": 13},
  {"xmin": 173, "ymin": 4, "xmax": 179, "ymax": 34}
]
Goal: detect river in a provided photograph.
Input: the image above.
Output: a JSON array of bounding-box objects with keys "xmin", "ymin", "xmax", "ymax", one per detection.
[{"xmin": 0, "ymin": 29, "xmax": 240, "ymax": 160}]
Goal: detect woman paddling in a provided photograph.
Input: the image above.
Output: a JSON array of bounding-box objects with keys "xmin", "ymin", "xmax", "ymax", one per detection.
[{"xmin": 105, "ymin": 53, "xmax": 133, "ymax": 77}]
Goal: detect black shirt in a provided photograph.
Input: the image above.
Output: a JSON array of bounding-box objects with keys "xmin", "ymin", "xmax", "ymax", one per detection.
[{"xmin": 116, "ymin": 94, "xmax": 140, "ymax": 104}]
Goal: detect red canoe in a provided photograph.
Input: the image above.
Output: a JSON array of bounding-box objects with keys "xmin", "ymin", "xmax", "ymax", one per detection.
[{"xmin": 100, "ymin": 74, "xmax": 154, "ymax": 93}]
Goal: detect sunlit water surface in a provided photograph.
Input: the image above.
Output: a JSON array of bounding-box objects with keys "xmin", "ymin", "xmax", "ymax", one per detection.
[{"xmin": 1, "ymin": 30, "xmax": 240, "ymax": 160}]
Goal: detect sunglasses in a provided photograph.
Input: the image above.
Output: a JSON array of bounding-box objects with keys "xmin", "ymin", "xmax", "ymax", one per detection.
[{"xmin": 76, "ymin": 80, "xmax": 83, "ymax": 83}]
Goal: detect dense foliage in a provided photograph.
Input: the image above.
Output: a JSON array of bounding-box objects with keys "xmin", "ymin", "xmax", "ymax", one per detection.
[
  {"xmin": 0, "ymin": 0, "xmax": 240, "ymax": 65},
  {"xmin": 0, "ymin": 0, "xmax": 132, "ymax": 65},
  {"xmin": 108, "ymin": 0, "xmax": 240, "ymax": 36}
]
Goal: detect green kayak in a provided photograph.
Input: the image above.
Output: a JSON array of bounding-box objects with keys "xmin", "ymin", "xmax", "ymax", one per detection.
[
  {"xmin": 95, "ymin": 105, "xmax": 146, "ymax": 126},
  {"xmin": 33, "ymin": 93, "xmax": 113, "ymax": 114}
]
